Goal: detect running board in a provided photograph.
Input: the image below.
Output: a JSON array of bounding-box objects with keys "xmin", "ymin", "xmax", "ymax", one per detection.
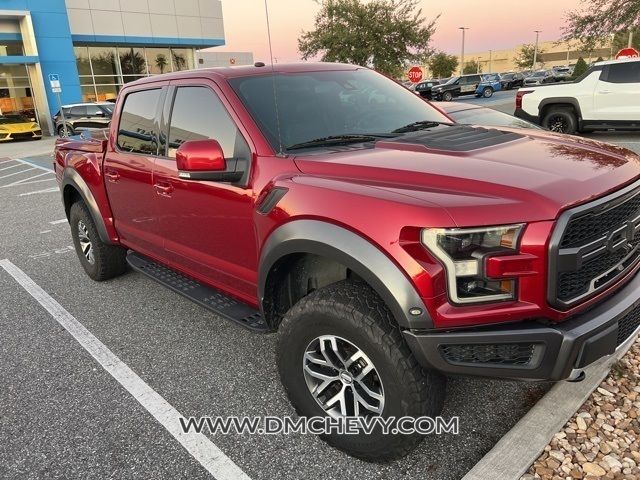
[{"xmin": 126, "ymin": 252, "xmax": 269, "ymax": 332}]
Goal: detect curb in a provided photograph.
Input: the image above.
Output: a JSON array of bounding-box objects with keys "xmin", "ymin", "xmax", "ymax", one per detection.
[{"xmin": 461, "ymin": 335, "xmax": 638, "ymax": 480}]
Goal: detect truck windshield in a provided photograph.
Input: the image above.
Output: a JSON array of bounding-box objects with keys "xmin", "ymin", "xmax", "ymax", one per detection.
[{"xmin": 229, "ymin": 68, "xmax": 449, "ymax": 152}]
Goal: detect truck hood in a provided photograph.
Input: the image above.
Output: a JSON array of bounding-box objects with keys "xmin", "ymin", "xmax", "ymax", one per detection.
[{"xmin": 292, "ymin": 126, "xmax": 640, "ymax": 227}]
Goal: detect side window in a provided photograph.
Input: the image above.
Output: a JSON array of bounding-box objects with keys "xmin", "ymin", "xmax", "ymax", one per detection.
[
  {"xmin": 85, "ymin": 105, "xmax": 103, "ymax": 116},
  {"xmin": 167, "ymin": 86, "xmax": 248, "ymax": 160},
  {"xmin": 605, "ymin": 62, "xmax": 640, "ymax": 84},
  {"xmin": 117, "ymin": 89, "xmax": 162, "ymax": 155},
  {"xmin": 70, "ymin": 106, "xmax": 86, "ymax": 117}
]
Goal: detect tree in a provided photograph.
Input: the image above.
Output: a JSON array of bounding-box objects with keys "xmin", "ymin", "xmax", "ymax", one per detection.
[
  {"xmin": 462, "ymin": 59, "xmax": 481, "ymax": 74},
  {"xmin": 515, "ymin": 44, "xmax": 545, "ymax": 69},
  {"xmin": 298, "ymin": 0, "xmax": 438, "ymax": 78},
  {"xmin": 428, "ymin": 51, "xmax": 458, "ymax": 78},
  {"xmin": 120, "ymin": 49, "xmax": 146, "ymax": 75},
  {"xmin": 155, "ymin": 54, "xmax": 168, "ymax": 74},
  {"xmin": 563, "ymin": 0, "xmax": 640, "ymax": 43},
  {"xmin": 612, "ymin": 26, "xmax": 640, "ymax": 52},
  {"xmin": 572, "ymin": 57, "xmax": 588, "ymax": 79},
  {"xmin": 595, "ymin": 56, "xmax": 604, "ymax": 62}
]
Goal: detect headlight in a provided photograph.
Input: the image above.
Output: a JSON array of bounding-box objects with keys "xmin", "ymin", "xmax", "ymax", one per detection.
[{"xmin": 421, "ymin": 224, "xmax": 524, "ymax": 304}]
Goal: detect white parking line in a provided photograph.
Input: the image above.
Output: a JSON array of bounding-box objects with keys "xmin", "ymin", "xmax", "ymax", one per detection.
[
  {"xmin": 0, "ymin": 163, "xmax": 24, "ymax": 172},
  {"xmin": 19, "ymin": 187, "xmax": 59, "ymax": 197},
  {"xmin": 0, "ymin": 159, "xmax": 16, "ymax": 165},
  {"xmin": 0, "ymin": 167, "xmax": 36, "ymax": 180},
  {"xmin": 0, "ymin": 172, "xmax": 54, "ymax": 189},
  {"xmin": 49, "ymin": 219, "xmax": 68, "ymax": 225},
  {"xmin": 14, "ymin": 158, "xmax": 53, "ymax": 172},
  {"xmin": 0, "ymin": 259, "xmax": 251, "ymax": 480}
]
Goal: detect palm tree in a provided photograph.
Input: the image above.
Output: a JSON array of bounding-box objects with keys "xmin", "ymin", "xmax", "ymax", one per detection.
[{"xmin": 155, "ymin": 54, "xmax": 168, "ymax": 74}]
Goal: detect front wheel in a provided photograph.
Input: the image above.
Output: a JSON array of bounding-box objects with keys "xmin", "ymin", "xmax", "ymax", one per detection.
[
  {"xmin": 57, "ymin": 124, "xmax": 74, "ymax": 137},
  {"xmin": 482, "ymin": 87, "xmax": 494, "ymax": 98},
  {"xmin": 542, "ymin": 107, "xmax": 577, "ymax": 134},
  {"xmin": 277, "ymin": 280, "xmax": 446, "ymax": 462},
  {"xmin": 442, "ymin": 91, "xmax": 453, "ymax": 102}
]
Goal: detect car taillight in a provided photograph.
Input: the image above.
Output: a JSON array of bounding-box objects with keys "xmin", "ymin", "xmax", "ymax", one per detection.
[{"xmin": 515, "ymin": 90, "xmax": 533, "ymax": 109}]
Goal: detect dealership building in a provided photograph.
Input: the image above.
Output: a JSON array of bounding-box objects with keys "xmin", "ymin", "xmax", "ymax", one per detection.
[{"xmin": 0, "ymin": 0, "xmax": 225, "ymax": 134}]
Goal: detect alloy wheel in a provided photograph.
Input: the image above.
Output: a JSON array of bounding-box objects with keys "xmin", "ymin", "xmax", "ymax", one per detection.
[
  {"xmin": 303, "ymin": 335, "xmax": 385, "ymax": 418},
  {"xmin": 548, "ymin": 115, "xmax": 569, "ymax": 133},
  {"xmin": 77, "ymin": 220, "xmax": 95, "ymax": 264}
]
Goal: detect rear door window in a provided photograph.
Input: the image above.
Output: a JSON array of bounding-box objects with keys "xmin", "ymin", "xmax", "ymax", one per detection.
[
  {"xmin": 70, "ymin": 106, "xmax": 86, "ymax": 117},
  {"xmin": 117, "ymin": 89, "xmax": 162, "ymax": 155},
  {"xmin": 86, "ymin": 105, "xmax": 103, "ymax": 116}
]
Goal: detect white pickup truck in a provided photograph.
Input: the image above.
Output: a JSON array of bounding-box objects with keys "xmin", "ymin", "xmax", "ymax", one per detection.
[{"xmin": 514, "ymin": 58, "xmax": 640, "ymax": 134}]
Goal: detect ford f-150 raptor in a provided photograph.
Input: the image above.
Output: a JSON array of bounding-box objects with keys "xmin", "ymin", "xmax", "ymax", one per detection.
[{"xmin": 55, "ymin": 62, "xmax": 640, "ymax": 461}]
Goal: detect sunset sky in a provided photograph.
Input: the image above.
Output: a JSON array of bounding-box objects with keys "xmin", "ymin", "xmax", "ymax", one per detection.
[{"xmin": 213, "ymin": 0, "xmax": 585, "ymax": 62}]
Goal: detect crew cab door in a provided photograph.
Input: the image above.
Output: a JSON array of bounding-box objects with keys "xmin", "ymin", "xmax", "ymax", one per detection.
[
  {"xmin": 152, "ymin": 80, "xmax": 257, "ymax": 299},
  {"xmin": 103, "ymin": 85, "xmax": 166, "ymax": 255},
  {"xmin": 593, "ymin": 61, "xmax": 640, "ymax": 121},
  {"xmin": 459, "ymin": 75, "xmax": 480, "ymax": 96}
]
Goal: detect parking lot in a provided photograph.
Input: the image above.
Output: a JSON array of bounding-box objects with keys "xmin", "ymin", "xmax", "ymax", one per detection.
[{"xmin": 2, "ymin": 98, "xmax": 639, "ymax": 479}]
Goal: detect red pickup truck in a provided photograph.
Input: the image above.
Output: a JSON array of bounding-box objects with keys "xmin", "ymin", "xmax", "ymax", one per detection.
[{"xmin": 55, "ymin": 62, "xmax": 640, "ymax": 460}]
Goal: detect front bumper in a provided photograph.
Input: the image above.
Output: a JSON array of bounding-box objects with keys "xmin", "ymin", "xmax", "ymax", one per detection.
[{"xmin": 404, "ymin": 270, "xmax": 640, "ymax": 381}]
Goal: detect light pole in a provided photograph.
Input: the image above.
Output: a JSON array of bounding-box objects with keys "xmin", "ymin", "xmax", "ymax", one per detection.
[
  {"xmin": 629, "ymin": 28, "xmax": 634, "ymax": 48},
  {"xmin": 459, "ymin": 27, "xmax": 469, "ymax": 75},
  {"xmin": 489, "ymin": 50, "xmax": 492, "ymax": 73},
  {"xmin": 610, "ymin": 33, "xmax": 616, "ymax": 59},
  {"xmin": 533, "ymin": 30, "xmax": 541, "ymax": 69}
]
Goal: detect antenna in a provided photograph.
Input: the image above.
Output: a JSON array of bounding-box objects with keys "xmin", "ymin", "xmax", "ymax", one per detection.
[{"xmin": 263, "ymin": 0, "xmax": 285, "ymax": 156}]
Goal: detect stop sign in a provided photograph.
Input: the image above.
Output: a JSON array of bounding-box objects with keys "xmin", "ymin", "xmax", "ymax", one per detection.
[
  {"xmin": 408, "ymin": 66, "xmax": 423, "ymax": 83},
  {"xmin": 615, "ymin": 47, "xmax": 639, "ymax": 59}
]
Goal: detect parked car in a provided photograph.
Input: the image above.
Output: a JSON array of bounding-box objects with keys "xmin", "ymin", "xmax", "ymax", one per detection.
[
  {"xmin": 56, "ymin": 62, "xmax": 640, "ymax": 461},
  {"xmin": 499, "ymin": 72, "xmax": 525, "ymax": 90},
  {"xmin": 476, "ymin": 74, "xmax": 501, "ymax": 97},
  {"xmin": 523, "ymin": 70, "xmax": 555, "ymax": 86},
  {"xmin": 431, "ymin": 74, "xmax": 487, "ymax": 101},
  {"xmin": 0, "ymin": 114, "xmax": 42, "ymax": 141},
  {"xmin": 515, "ymin": 58, "xmax": 640, "ymax": 134},
  {"xmin": 551, "ymin": 66, "xmax": 573, "ymax": 82},
  {"xmin": 437, "ymin": 102, "xmax": 542, "ymax": 129},
  {"xmin": 53, "ymin": 102, "xmax": 114, "ymax": 137},
  {"xmin": 414, "ymin": 79, "xmax": 441, "ymax": 99}
]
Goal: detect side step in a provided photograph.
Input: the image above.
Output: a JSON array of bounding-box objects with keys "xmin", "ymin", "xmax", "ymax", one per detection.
[{"xmin": 126, "ymin": 252, "xmax": 269, "ymax": 332}]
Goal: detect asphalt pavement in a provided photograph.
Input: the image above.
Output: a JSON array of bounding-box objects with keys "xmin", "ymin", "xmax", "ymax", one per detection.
[{"xmin": 0, "ymin": 147, "xmax": 551, "ymax": 480}]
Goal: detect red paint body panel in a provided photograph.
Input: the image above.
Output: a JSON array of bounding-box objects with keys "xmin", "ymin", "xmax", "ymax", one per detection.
[{"xmin": 54, "ymin": 63, "xmax": 640, "ymax": 330}]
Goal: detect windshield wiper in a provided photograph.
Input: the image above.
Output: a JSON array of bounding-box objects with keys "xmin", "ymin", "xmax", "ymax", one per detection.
[
  {"xmin": 392, "ymin": 120, "xmax": 453, "ymax": 134},
  {"xmin": 286, "ymin": 134, "xmax": 396, "ymax": 151}
]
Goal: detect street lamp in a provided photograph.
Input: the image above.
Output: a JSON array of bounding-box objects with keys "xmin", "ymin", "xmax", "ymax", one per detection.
[
  {"xmin": 610, "ymin": 33, "xmax": 616, "ymax": 60},
  {"xmin": 459, "ymin": 27, "xmax": 469, "ymax": 75},
  {"xmin": 533, "ymin": 30, "xmax": 541, "ymax": 69}
]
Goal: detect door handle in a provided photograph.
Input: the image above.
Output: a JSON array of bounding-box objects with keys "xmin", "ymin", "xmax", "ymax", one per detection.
[
  {"xmin": 598, "ymin": 90, "xmax": 612, "ymax": 94},
  {"xmin": 104, "ymin": 168, "xmax": 120, "ymax": 182},
  {"xmin": 154, "ymin": 182, "xmax": 174, "ymax": 197}
]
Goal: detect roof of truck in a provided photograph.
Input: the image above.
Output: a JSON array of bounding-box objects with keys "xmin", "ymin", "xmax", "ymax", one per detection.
[{"xmin": 131, "ymin": 62, "xmax": 362, "ymax": 85}]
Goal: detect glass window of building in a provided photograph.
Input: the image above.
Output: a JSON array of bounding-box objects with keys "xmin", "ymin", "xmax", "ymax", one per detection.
[
  {"xmin": 171, "ymin": 49, "xmax": 194, "ymax": 71},
  {"xmin": 146, "ymin": 48, "xmax": 172, "ymax": 74},
  {"xmin": 96, "ymin": 85, "xmax": 120, "ymax": 102},
  {"xmin": 0, "ymin": 64, "xmax": 35, "ymax": 118},
  {"xmin": 0, "ymin": 40, "xmax": 24, "ymax": 56},
  {"xmin": 74, "ymin": 46, "xmax": 92, "ymax": 76},
  {"xmin": 119, "ymin": 47, "xmax": 147, "ymax": 76},
  {"xmin": 89, "ymin": 47, "xmax": 119, "ymax": 77}
]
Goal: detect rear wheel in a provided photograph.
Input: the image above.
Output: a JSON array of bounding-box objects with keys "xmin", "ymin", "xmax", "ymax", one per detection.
[
  {"xmin": 277, "ymin": 280, "xmax": 446, "ymax": 462},
  {"xmin": 542, "ymin": 107, "xmax": 577, "ymax": 134},
  {"xmin": 57, "ymin": 124, "xmax": 74, "ymax": 137},
  {"xmin": 482, "ymin": 86, "xmax": 494, "ymax": 98},
  {"xmin": 69, "ymin": 201, "xmax": 128, "ymax": 281}
]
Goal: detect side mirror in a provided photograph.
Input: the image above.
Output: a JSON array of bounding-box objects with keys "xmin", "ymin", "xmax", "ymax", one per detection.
[{"xmin": 176, "ymin": 139, "xmax": 243, "ymax": 182}]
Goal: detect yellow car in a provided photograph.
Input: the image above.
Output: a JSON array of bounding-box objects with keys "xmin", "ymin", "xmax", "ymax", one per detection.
[{"xmin": 0, "ymin": 114, "xmax": 42, "ymax": 141}]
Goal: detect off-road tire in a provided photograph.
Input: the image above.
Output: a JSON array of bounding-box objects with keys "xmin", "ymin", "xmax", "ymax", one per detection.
[
  {"xmin": 277, "ymin": 280, "xmax": 446, "ymax": 462},
  {"xmin": 69, "ymin": 201, "xmax": 127, "ymax": 281},
  {"xmin": 542, "ymin": 107, "xmax": 577, "ymax": 134}
]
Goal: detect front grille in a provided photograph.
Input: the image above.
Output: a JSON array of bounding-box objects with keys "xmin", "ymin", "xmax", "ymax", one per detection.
[
  {"xmin": 549, "ymin": 182, "xmax": 640, "ymax": 309},
  {"xmin": 439, "ymin": 343, "xmax": 535, "ymax": 366},
  {"xmin": 617, "ymin": 305, "xmax": 640, "ymax": 346},
  {"xmin": 11, "ymin": 132, "xmax": 34, "ymax": 140}
]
